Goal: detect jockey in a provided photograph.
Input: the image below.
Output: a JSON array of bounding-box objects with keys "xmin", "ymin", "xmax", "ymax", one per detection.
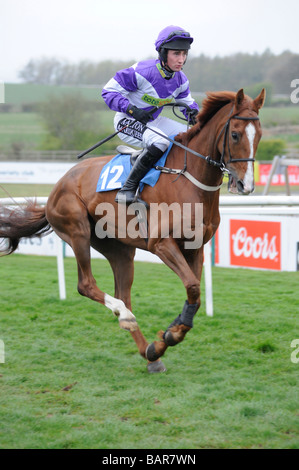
[{"xmin": 101, "ymin": 25, "xmax": 199, "ymax": 204}]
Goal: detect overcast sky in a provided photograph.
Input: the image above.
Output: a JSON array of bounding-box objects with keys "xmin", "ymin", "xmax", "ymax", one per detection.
[{"xmin": 1, "ymin": 0, "xmax": 299, "ymax": 83}]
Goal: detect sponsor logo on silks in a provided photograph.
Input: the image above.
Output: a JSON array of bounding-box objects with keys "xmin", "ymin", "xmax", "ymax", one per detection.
[{"xmin": 142, "ymin": 93, "xmax": 174, "ymax": 108}]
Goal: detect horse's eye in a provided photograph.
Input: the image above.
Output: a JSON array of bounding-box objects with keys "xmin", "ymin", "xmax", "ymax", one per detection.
[{"xmin": 231, "ymin": 131, "xmax": 239, "ymax": 142}]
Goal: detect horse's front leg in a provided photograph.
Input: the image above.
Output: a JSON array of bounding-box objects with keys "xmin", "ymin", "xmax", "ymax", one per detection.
[
  {"xmin": 146, "ymin": 237, "xmax": 202, "ymax": 362},
  {"xmin": 163, "ymin": 246, "xmax": 204, "ymax": 346}
]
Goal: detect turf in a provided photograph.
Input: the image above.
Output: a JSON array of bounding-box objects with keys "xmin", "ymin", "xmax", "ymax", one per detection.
[{"xmin": 0, "ymin": 254, "xmax": 298, "ymax": 449}]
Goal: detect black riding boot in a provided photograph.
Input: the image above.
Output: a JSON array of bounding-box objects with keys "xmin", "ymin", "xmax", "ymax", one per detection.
[{"xmin": 115, "ymin": 145, "xmax": 164, "ymax": 205}]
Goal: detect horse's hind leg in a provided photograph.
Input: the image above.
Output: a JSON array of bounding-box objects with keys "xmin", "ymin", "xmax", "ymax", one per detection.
[
  {"xmin": 91, "ymin": 237, "xmax": 147, "ymax": 350},
  {"xmin": 46, "ymin": 194, "xmax": 138, "ymax": 330},
  {"xmin": 92, "ymin": 237, "xmax": 166, "ymax": 372}
]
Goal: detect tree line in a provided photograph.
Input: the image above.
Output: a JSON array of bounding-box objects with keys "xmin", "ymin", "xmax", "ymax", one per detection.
[{"xmin": 18, "ymin": 49, "xmax": 299, "ymax": 96}]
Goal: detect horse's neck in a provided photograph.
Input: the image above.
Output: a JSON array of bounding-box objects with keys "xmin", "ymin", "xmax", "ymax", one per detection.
[{"xmin": 188, "ymin": 122, "xmax": 223, "ymax": 187}]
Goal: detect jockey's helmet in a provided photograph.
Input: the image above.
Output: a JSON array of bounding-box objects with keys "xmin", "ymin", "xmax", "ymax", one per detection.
[{"xmin": 155, "ymin": 25, "xmax": 193, "ymax": 66}]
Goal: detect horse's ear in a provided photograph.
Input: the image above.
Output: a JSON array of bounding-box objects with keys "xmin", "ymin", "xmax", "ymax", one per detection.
[
  {"xmin": 253, "ymin": 88, "xmax": 266, "ymax": 112},
  {"xmin": 235, "ymin": 88, "xmax": 245, "ymax": 109}
]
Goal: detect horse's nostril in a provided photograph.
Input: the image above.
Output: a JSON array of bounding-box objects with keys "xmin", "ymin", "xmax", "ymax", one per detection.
[
  {"xmin": 237, "ymin": 179, "xmax": 254, "ymax": 194},
  {"xmin": 237, "ymin": 180, "xmax": 244, "ymax": 192}
]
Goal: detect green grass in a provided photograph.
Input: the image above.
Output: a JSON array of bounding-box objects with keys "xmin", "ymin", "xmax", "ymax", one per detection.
[
  {"xmin": 4, "ymin": 83, "xmax": 101, "ymax": 105},
  {"xmin": 0, "ymin": 184, "xmax": 54, "ymax": 198},
  {"xmin": 0, "ymin": 111, "xmax": 114, "ymax": 153},
  {"xmin": 0, "ymin": 254, "xmax": 298, "ymax": 449},
  {"xmin": 0, "ymin": 113, "xmax": 47, "ymax": 150}
]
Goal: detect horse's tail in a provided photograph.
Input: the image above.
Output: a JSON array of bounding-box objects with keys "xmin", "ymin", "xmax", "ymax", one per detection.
[{"xmin": 0, "ymin": 200, "xmax": 52, "ymax": 255}]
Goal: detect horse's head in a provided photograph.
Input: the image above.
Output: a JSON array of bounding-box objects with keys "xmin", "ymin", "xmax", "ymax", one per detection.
[{"xmin": 217, "ymin": 88, "xmax": 265, "ymax": 195}]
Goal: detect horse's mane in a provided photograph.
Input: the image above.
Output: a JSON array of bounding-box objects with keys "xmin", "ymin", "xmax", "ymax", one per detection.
[{"xmin": 176, "ymin": 91, "xmax": 237, "ymax": 144}]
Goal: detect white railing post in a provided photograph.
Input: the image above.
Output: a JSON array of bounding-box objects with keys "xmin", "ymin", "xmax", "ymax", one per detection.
[
  {"xmin": 56, "ymin": 234, "xmax": 66, "ymax": 300},
  {"xmin": 262, "ymin": 155, "xmax": 280, "ymax": 195},
  {"xmin": 204, "ymin": 240, "xmax": 213, "ymax": 317}
]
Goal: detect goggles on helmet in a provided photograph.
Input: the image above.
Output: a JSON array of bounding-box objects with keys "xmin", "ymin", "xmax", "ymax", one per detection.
[{"xmin": 159, "ymin": 30, "xmax": 192, "ymax": 50}]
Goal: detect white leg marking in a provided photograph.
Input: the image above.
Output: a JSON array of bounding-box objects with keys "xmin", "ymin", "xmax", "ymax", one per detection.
[
  {"xmin": 243, "ymin": 123, "xmax": 256, "ymax": 192},
  {"xmin": 104, "ymin": 293, "xmax": 137, "ymax": 330}
]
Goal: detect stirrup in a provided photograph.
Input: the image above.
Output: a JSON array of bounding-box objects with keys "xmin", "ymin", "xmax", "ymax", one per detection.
[
  {"xmin": 115, "ymin": 189, "xmax": 136, "ymax": 204},
  {"xmin": 115, "ymin": 188, "xmax": 148, "ymax": 208}
]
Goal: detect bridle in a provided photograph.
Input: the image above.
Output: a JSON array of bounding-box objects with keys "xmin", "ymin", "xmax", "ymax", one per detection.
[
  {"xmin": 213, "ymin": 108, "xmax": 260, "ymax": 173},
  {"xmin": 146, "ymin": 104, "xmax": 261, "ymax": 192},
  {"xmin": 148, "ymin": 106, "xmax": 260, "ymax": 176}
]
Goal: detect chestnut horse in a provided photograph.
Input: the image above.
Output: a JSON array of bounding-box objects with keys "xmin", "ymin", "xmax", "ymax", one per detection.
[{"xmin": 0, "ymin": 89, "xmax": 265, "ymax": 373}]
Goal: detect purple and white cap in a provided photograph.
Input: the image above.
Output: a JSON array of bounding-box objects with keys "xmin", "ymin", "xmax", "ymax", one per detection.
[{"xmin": 155, "ymin": 25, "xmax": 194, "ymax": 51}]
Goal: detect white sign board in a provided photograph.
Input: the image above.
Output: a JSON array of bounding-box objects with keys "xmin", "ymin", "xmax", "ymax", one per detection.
[{"xmin": 0, "ymin": 162, "xmax": 75, "ymax": 184}]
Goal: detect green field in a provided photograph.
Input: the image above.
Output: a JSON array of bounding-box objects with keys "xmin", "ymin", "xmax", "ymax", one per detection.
[
  {"xmin": 0, "ymin": 111, "xmax": 114, "ymax": 153},
  {"xmin": 0, "ymin": 254, "xmax": 298, "ymax": 449},
  {"xmin": 259, "ymin": 106, "xmax": 299, "ymax": 128},
  {"xmin": 4, "ymin": 83, "xmax": 101, "ymax": 105},
  {"xmin": 0, "ymin": 113, "xmax": 47, "ymax": 150},
  {"xmin": 1, "ymin": 104, "xmax": 299, "ymax": 153}
]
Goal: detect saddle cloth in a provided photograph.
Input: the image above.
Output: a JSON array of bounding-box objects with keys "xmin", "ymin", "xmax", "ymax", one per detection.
[{"xmin": 96, "ymin": 139, "xmax": 174, "ymax": 193}]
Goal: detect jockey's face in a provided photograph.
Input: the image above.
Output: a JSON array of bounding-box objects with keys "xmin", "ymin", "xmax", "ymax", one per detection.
[{"xmin": 166, "ymin": 50, "xmax": 188, "ymax": 72}]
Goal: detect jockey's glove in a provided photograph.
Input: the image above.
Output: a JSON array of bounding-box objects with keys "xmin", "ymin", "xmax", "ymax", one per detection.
[
  {"xmin": 188, "ymin": 108, "xmax": 198, "ymax": 125},
  {"xmin": 126, "ymin": 105, "xmax": 153, "ymax": 124}
]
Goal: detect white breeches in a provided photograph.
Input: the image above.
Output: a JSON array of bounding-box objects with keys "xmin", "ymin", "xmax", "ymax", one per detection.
[{"xmin": 114, "ymin": 112, "xmax": 188, "ymax": 152}]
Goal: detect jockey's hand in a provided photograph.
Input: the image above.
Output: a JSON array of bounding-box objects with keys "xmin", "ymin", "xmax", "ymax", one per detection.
[
  {"xmin": 127, "ymin": 105, "xmax": 153, "ymax": 124},
  {"xmin": 188, "ymin": 109, "xmax": 198, "ymax": 125}
]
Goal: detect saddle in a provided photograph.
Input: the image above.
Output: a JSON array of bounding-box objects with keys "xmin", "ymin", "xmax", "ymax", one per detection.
[{"xmin": 116, "ymin": 145, "xmax": 143, "ymax": 166}]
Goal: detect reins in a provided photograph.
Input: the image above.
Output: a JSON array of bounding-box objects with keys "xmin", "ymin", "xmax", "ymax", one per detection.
[
  {"xmin": 145, "ymin": 105, "xmax": 260, "ymax": 174},
  {"xmin": 142, "ymin": 106, "xmax": 260, "ymax": 192},
  {"xmin": 146, "ymin": 127, "xmax": 224, "ymax": 192},
  {"xmin": 77, "ymin": 102, "xmax": 260, "ymax": 192}
]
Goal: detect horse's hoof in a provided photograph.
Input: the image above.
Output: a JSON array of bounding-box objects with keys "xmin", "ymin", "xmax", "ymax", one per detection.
[
  {"xmin": 164, "ymin": 330, "xmax": 178, "ymax": 346},
  {"xmin": 145, "ymin": 343, "xmax": 160, "ymax": 362},
  {"xmin": 147, "ymin": 360, "xmax": 167, "ymax": 373},
  {"xmin": 164, "ymin": 325, "xmax": 191, "ymax": 346},
  {"xmin": 145, "ymin": 341, "xmax": 167, "ymax": 361}
]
